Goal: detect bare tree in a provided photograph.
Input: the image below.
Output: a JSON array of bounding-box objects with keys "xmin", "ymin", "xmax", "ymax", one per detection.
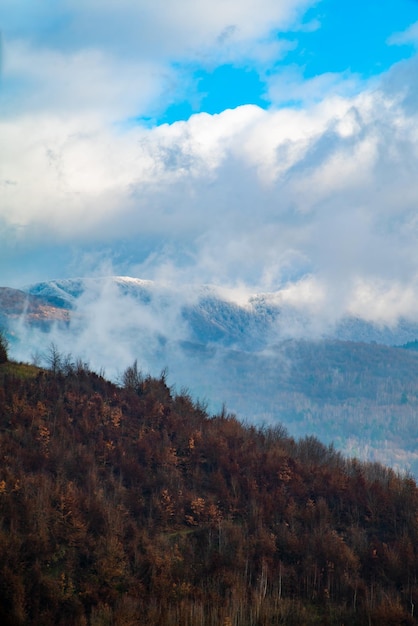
[
  {"xmin": 122, "ymin": 359, "xmax": 143, "ymax": 393},
  {"xmin": 0, "ymin": 329, "xmax": 9, "ymax": 363},
  {"xmin": 46, "ymin": 342, "xmax": 62, "ymax": 374}
]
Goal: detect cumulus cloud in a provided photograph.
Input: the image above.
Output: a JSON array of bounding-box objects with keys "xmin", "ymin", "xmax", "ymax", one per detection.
[{"xmin": 2, "ymin": 78, "xmax": 418, "ymax": 299}]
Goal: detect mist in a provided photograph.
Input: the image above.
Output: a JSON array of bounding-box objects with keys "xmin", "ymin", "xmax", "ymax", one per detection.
[{"xmin": 7, "ymin": 272, "xmax": 418, "ymax": 397}]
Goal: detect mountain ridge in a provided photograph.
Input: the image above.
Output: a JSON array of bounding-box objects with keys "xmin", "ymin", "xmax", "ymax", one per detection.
[{"xmin": 21, "ymin": 275, "xmax": 418, "ymax": 348}]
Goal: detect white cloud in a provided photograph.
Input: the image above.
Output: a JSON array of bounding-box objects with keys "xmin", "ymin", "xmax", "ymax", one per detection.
[
  {"xmin": 2, "ymin": 41, "xmax": 162, "ymax": 120},
  {"xmin": 348, "ymin": 278, "xmax": 418, "ymax": 325},
  {"xmin": 265, "ymin": 67, "xmax": 361, "ymax": 107},
  {"xmin": 32, "ymin": 0, "xmax": 313, "ymax": 60},
  {"xmin": 2, "ymin": 74, "xmax": 418, "ymax": 309},
  {"xmin": 388, "ymin": 21, "xmax": 418, "ymax": 48},
  {"xmin": 0, "ymin": 0, "xmax": 316, "ymax": 120}
]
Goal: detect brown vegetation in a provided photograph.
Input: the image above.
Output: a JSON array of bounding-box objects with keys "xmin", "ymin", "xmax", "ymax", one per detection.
[
  {"xmin": 0, "ymin": 287, "xmax": 70, "ymax": 328},
  {"xmin": 0, "ymin": 360, "xmax": 417, "ymax": 624}
]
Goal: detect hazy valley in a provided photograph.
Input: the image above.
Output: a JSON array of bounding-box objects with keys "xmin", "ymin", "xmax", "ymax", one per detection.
[{"xmin": 3, "ymin": 276, "xmax": 418, "ymax": 476}]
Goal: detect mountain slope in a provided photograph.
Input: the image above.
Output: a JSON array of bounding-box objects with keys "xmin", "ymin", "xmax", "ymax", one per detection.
[
  {"xmin": 0, "ymin": 362, "xmax": 417, "ymax": 625},
  {"xmin": 0, "ymin": 287, "xmax": 70, "ymax": 328}
]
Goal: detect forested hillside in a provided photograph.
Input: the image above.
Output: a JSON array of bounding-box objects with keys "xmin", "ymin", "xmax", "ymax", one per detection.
[{"xmin": 0, "ymin": 359, "xmax": 418, "ymax": 625}]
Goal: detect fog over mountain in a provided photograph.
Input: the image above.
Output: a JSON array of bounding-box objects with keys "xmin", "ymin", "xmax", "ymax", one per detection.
[
  {"xmin": 21, "ymin": 275, "xmax": 418, "ymax": 351},
  {"xmin": 4, "ymin": 275, "xmax": 418, "ymax": 477}
]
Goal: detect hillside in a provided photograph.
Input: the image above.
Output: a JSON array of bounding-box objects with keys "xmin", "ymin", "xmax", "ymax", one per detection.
[
  {"xmin": 0, "ymin": 359, "xmax": 418, "ymax": 625},
  {"xmin": 4, "ymin": 277, "xmax": 418, "ymax": 474}
]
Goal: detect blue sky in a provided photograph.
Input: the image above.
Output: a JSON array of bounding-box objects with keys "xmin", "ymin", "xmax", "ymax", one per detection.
[{"xmin": 2, "ymin": 0, "xmax": 418, "ymax": 324}]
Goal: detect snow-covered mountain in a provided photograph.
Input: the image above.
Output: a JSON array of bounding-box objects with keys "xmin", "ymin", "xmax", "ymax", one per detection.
[
  {"xmin": 25, "ymin": 277, "xmax": 154, "ymax": 309},
  {"xmin": 23, "ymin": 275, "xmax": 418, "ymax": 349}
]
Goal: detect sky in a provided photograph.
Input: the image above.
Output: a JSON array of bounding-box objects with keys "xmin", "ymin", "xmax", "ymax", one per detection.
[{"xmin": 2, "ymin": 0, "xmax": 418, "ymax": 323}]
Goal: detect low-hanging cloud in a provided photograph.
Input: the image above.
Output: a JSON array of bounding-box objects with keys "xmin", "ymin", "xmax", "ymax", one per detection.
[{"xmin": 10, "ymin": 276, "xmax": 195, "ymax": 380}]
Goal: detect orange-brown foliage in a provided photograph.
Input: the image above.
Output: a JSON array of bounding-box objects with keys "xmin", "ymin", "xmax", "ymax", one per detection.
[{"xmin": 0, "ymin": 363, "xmax": 417, "ymax": 624}]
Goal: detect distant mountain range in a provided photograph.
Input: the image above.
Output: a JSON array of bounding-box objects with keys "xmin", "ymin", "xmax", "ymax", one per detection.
[
  {"xmin": 21, "ymin": 275, "xmax": 418, "ymax": 347},
  {"xmin": 3, "ymin": 276, "xmax": 418, "ymax": 475}
]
